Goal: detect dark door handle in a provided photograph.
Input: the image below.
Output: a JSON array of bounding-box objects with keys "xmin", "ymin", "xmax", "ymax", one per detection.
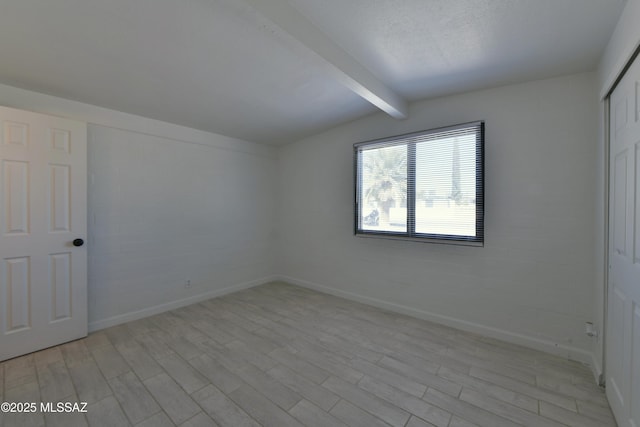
[{"xmin": 72, "ymin": 238, "xmax": 84, "ymax": 247}]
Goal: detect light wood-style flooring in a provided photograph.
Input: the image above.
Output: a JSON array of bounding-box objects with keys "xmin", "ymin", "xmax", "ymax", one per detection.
[{"xmin": 0, "ymin": 282, "xmax": 616, "ymax": 427}]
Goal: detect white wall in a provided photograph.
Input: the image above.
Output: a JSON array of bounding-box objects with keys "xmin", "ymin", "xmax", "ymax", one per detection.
[
  {"xmin": 592, "ymin": 0, "xmax": 640, "ymax": 381},
  {"xmin": 0, "ymin": 83, "xmax": 278, "ymax": 331},
  {"xmin": 87, "ymin": 125, "xmax": 277, "ymax": 328},
  {"xmin": 277, "ymin": 72, "xmax": 599, "ymax": 362}
]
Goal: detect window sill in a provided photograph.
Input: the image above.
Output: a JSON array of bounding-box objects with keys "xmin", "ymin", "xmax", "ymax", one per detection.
[{"xmin": 355, "ymin": 232, "xmax": 484, "ymax": 247}]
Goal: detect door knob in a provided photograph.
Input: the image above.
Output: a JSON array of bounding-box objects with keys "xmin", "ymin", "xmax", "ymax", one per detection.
[{"xmin": 72, "ymin": 238, "xmax": 84, "ymax": 247}]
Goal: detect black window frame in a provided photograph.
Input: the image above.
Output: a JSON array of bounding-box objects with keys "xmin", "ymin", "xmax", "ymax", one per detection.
[{"xmin": 354, "ymin": 121, "xmax": 485, "ymax": 246}]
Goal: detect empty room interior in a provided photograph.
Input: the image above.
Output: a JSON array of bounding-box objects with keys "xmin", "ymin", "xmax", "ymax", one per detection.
[{"xmin": 1, "ymin": 0, "xmax": 640, "ymax": 426}]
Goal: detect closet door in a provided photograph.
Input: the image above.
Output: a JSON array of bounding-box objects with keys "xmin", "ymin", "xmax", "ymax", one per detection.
[{"xmin": 607, "ymin": 53, "xmax": 640, "ymax": 427}]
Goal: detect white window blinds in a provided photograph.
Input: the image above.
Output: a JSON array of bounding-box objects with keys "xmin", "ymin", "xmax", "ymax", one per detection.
[{"xmin": 355, "ymin": 121, "xmax": 484, "ymax": 244}]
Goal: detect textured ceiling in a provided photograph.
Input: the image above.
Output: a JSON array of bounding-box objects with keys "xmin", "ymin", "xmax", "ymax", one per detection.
[
  {"xmin": 288, "ymin": 0, "xmax": 627, "ymax": 100},
  {"xmin": 0, "ymin": 0, "xmax": 627, "ymax": 144}
]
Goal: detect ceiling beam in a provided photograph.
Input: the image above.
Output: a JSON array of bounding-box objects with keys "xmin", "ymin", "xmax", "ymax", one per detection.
[{"xmin": 242, "ymin": 0, "xmax": 409, "ymax": 119}]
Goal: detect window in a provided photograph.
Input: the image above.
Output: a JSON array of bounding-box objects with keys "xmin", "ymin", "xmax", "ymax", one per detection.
[{"xmin": 354, "ymin": 121, "xmax": 484, "ymax": 245}]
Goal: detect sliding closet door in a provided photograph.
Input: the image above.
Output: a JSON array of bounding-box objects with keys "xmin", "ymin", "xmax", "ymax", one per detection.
[{"xmin": 606, "ymin": 54, "xmax": 640, "ymax": 427}]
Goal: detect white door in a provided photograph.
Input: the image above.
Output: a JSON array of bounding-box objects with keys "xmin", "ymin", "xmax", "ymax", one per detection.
[
  {"xmin": 607, "ymin": 54, "xmax": 640, "ymax": 427},
  {"xmin": 0, "ymin": 106, "xmax": 87, "ymax": 362}
]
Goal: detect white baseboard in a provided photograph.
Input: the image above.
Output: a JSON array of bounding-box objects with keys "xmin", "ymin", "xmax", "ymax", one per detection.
[
  {"xmin": 89, "ymin": 273, "xmax": 599, "ymax": 381},
  {"xmin": 88, "ymin": 275, "xmax": 277, "ymax": 332},
  {"xmin": 276, "ymin": 275, "xmax": 596, "ymax": 368}
]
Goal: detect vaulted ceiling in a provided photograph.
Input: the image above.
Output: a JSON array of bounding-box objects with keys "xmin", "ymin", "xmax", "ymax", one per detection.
[{"xmin": 0, "ymin": 0, "xmax": 626, "ymax": 144}]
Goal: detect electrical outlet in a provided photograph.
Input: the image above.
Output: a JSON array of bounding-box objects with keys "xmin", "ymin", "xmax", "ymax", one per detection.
[{"xmin": 185, "ymin": 279, "xmax": 191, "ymax": 288}]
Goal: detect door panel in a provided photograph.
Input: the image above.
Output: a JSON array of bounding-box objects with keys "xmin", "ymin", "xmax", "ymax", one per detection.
[
  {"xmin": 0, "ymin": 106, "xmax": 87, "ymax": 362},
  {"xmin": 609, "ymin": 286, "xmax": 627, "ymax": 406},
  {"xmin": 3, "ymin": 121, "xmax": 28, "ymax": 148},
  {"xmin": 613, "ymin": 151, "xmax": 628, "ymax": 256},
  {"xmin": 50, "ymin": 164, "xmax": 71, "ymax": 232},
  {"xmin": 50, "ymin": 252, "xmax": 72, "ymax": 321},
  {"xmin": 3, "ymin": 160, "xmax": 30, "ymax": 235},
  {"xmin": 608, "ymin": 52, "xmax": 640, "ymax": 427},
  {"xmin": 5, "ymin": 256, "xmax": 30, "ymax": 331}
]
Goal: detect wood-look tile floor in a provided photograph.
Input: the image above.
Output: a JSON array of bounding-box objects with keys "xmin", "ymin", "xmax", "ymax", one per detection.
[{"xmin": 0, "ymin": 282, "xmax": 616, "ymax": 427}]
